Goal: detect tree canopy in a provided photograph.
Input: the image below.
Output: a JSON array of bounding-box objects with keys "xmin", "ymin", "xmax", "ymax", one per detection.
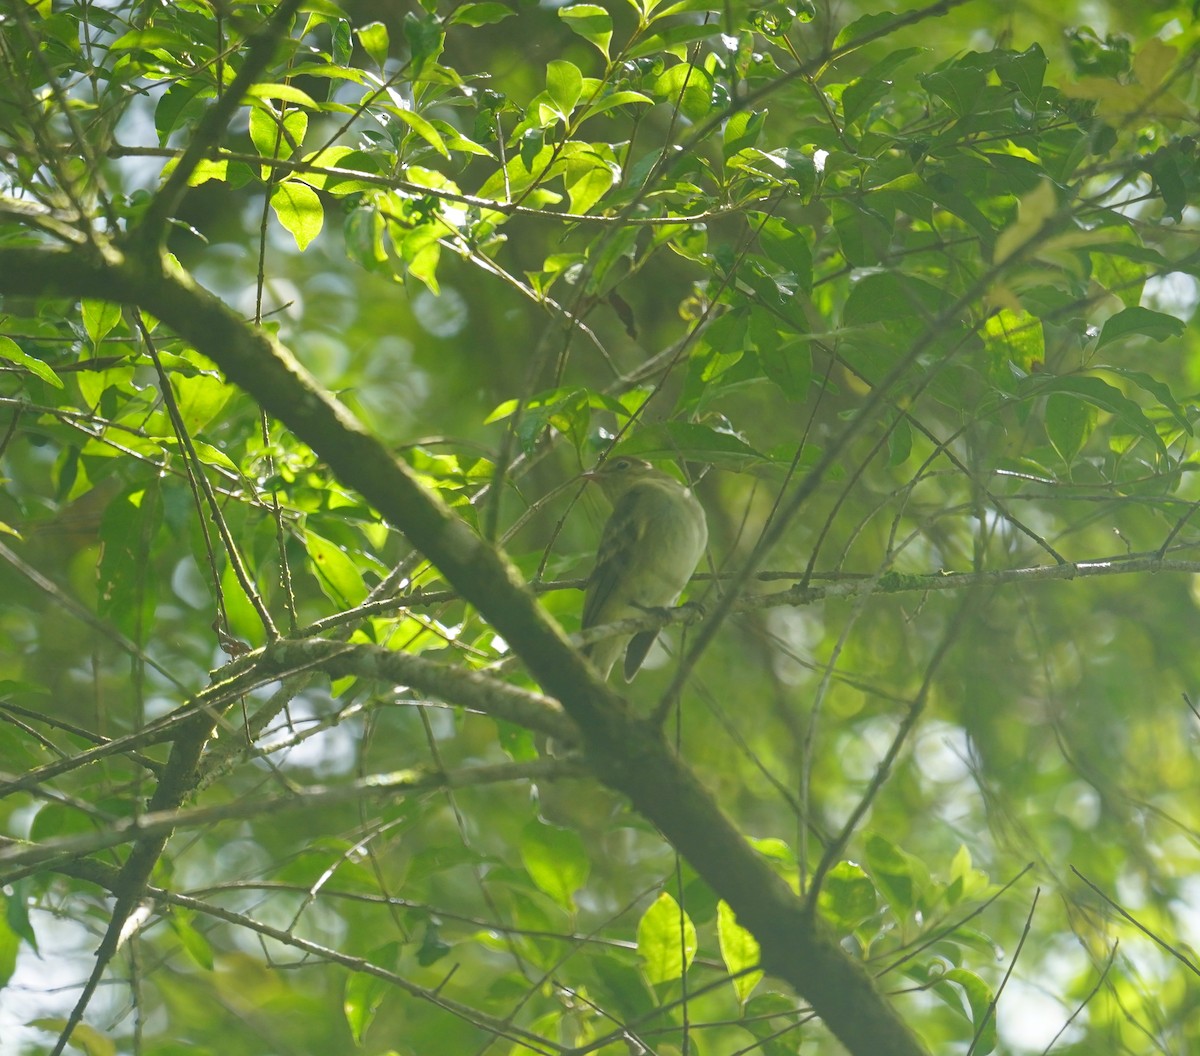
[{"xmin": 1, "ymin": 0, "xmax": 1199, "ymax": 1053}]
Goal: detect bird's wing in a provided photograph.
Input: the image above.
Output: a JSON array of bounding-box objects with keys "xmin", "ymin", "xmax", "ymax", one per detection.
[{"xmin": 581, "ymin": 486, "xmax": 645, "ymax": 629}]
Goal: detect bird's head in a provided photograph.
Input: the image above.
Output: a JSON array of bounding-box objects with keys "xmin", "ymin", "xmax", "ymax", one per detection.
[{"xmin": 582, "ymin": 457, "xmax": 660, "ymax": 501}]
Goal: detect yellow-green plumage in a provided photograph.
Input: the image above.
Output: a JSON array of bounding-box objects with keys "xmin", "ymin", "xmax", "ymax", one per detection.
[{"xmin": 582, "ymin": 458, "xmax": 708, "ymax": 681}]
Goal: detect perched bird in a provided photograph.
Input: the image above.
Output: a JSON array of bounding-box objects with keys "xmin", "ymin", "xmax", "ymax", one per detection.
[{"xmin": 581, "ymin": 457, "xmax": 708, "ymax": 681}]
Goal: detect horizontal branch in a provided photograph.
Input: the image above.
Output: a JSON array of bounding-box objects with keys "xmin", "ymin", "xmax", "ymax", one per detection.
[
  {"xmin": 257, "ymin": 637, "xmax": 576, "ymax": 742},
  {"xmin": 763, "ymin": 554, "xmax": 1200, "ymax": 605},
  {"xmin": 108, "ymin": 145, "xmax": 757, "ymax": 226},
  {"xmin": 385, "ymin": 551, "xmax": 1200, "ymax": 622},
  {"xmin": 0, "ymin": 758, "xmax": 578, "ymax": 878}
]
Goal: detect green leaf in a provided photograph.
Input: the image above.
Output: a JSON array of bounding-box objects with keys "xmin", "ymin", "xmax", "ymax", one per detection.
[
  {"xmin": 717, "ymin": 901, "xmax": 762, "ymax": 1004},
  {"xmin": 270, "ymin": 181, "xmax": 324, "ymax": 251},
  {"xmin": 428, "ymin": 117, "xmax": 495, "ymax": 157},
  {"xmin": 743, "ymin": 992, "xmax": 807, "ymax": 1055},
  {"xmin": 1100, "ymin": 367, "xmax": 1191, "ymax": 434},
  {"xmin": 188, "ymin": 440, "xmax": 240, "ymax": 474},
  {"xmin": 993, "ymin": 179, "xmax": 1057, "ymax": 265},
  {"xmin": 933, "ymin": 968, "xmax": 997, "ymax": 1053},
  {"xmin": 519, "ymin": 820, "xmax": 589, "ymax": 910},
  {"xmin": 832, "ymin": 199, "xmax": 893, "ymax": 267},
  {"xmin": 841, "ymin": 77, "xmax": 890, "ymax": 126},
  {"xmin": 403, "ymin": 11, "xmax": 444, "ymax": 66},
  {"xmin": 843, "ymin": 272, "xmax": 944, "ymax": 327},
  {"xmin": 450, "ymin": 2, "xmax": 516, "ymax": 25},
  {"xmin": 298, "ymin": 0, "xmax": 345, "ymax": 15},
  {"xmin": 416, "ymin": 921, "xmax": 451, "ymax": 965},
  {"xmin": 97, "ymin": 485, "xmax": 161, "ymax": 639},
  {"xmin": 484, "ymin": 386, "xmax": 608, "ymax": 459},
  {"xmin": 723, "ymin": 109, "xmax": 767, "ymax": 159},
  {"xmin": 864, "ymin": 833, "xmax": 929, "ymax": 915},
  {"xmin": 29, "ymin": 1021, "xmax": 116, "ymax": 1056},
  {"xmin": 747, "ymin": 835, "xmax": 798, "ymax": 872},
  {"xmin": 0, "ymin": 896, "xmax": 20, "ymax": 989},
  {"xmin": 1028, "ymin": 375, "xmax": 1167, "ymax": 459},
  {"xmin": 0, "ymin": 335, "xmax": 63, "ymax": 388},
  {"xmin": 187, "ymin": 157, "xmax": 229, "ymax": 186},
  {"xmin": 331, "ymin": 17, "xmax": 353, "ymax": 65},
  {"xmin": 546, "ymin": 59, "xmax": 583, "ymax": 118},
  {"xmin": 303, "ymin": 146, "xmax": 382, "ymax": 193},
  {"xmin": 249, "ymin": 106, "xmax": 308, "ymax": 170},
  {"xmin": 1066, "ymin": 26, "xmax": 1131, "ymax": 77},
  {"xmin": 244, "ymin": 83, "xmax": 320, "ymax": 109},
  {"xmin": 564, "ymin": 149, "xmax": 617, "ymax": 213},
  {"xmin": 170, "ymin": 910, "xmax": 214, "ymax": 970},
  {"xmin": 691, "ymin": 312, "xmax": 744, "ymax": 388},
  {"xmin": 81, "ymin": 299, "xmax": 122, "ymax": 346},
  {"xmin": 756, "ymin": 216, "xmax": 812, "ymax": 291},
  {"xmin": 385, "ymin": 105, "xmax": 449, "ymax": 157},
  {"xmin": 357, "ymin": 21, "xmax": 389, "ymax": 67},
  {"xmin": 945, "ymin": 844, "xmax": 991, "ymax": 905},
  {"xmin": 1096, "ymin": 306, "xmax": 1187, "ymax": 349},
  {"xmin": 983, "ymin": 307, "xmax": 1044, "ymax": 381},
  {"xmin": 648, "ymin": 0, "xmax": 723, "ymax": 16},
  {"xmin": 637, "ymin": 892, "xmax": 697, "ymax": 984},
  {"xmin": 344, "ymin": 959, "xmax": 392, "ymax": 1041},
  {"xmin": 3, "ymin": 881, "xmax": 38, "ymax": 952},
  {"xmin": 1044, "ymin": 391, "xmax": 1097, "ymax": 466},
  {"xmin": 833, "ymin": 11, "xmax": 901, "ymax": 51},
  {"xmin": 758, "ymin": 337, "xmax": 810, "ymax": 402},
  {"xmin": 919, "ymin": 65, "xmax": 985, "ymax": 117},
  {"xmin": 172, "ymin": 370, "xmax": 232, "ymax": 435},
  {"xmin": 580, "ymin": 90, "xmax": 654, "ymax": 123},
  {"xmin": 108, "ymin": 26, "xmax": 202, "ymax": 55},
  {"xmin": 613, "ymin": 421, "xmax": 768, "ymax": 468},
  {"xmin": 887, "ymin": 416, "xmax": 913, "ymax": 465},
  {"xmin": 997, "ymin": 43, "xmax": 1046, "ymax": 102},
  {"xmin": 558, "ymin": 4, "xmax": 612, "ymax": 58},
  {"xmin": 305, "ymin": 528, "xmax": 369, "ymax": 607},
  {"xmin": 817, "ymin": 860, "xmax": 878, "ymax": 931},
  {"xmin": 583, "ymin": 222, "xmax": 638, "ymax": 295},
  {"xmin": 1142, "ymin": 140, "xmax": 1193, "ymax": 221},
  {"xmin": 652, "ymin": 62, "xmax": 714, "ymax": 121},
  {"xmin": 394, "ymin": 216, "xmax": 443, "ymax": 294},
  {"xmin": 626, "ymin": 23, "xmax": 722, "ymax": 59}
]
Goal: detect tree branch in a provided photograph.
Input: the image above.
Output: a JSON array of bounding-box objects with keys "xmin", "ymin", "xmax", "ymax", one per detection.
[{"xmin": 0, "ymin": 242, "xmax": 930, "ymax": 1056}]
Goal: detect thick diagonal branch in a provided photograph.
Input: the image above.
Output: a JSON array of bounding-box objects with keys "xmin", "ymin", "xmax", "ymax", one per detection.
[{"xmin": 0, "ymin": 243, "xmax": 930, "ymax": 1056}]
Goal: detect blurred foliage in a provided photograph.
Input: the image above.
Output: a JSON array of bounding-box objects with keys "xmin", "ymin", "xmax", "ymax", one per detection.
[{"xmin": 1, "ymin": 0, "xmax": 1199, "ymax": 1053}]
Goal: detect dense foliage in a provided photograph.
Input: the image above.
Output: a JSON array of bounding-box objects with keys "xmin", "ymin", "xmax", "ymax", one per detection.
[{"xmin": 1, "ymin": 0, "xmax": 1199, "ymax": 1053}]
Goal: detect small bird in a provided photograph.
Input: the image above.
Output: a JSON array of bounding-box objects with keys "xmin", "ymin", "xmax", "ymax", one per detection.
[{"xmin": 581, "ymin": 457, "xmax": 708, "ymax": 681}]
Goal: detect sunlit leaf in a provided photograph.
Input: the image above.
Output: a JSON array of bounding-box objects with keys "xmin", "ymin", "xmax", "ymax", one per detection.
[
  {"xmin": 357, "ymin": 21, "xmax": 389, "ymax": 67},
  {"xmin": 0, "ymin": 335, "xmax": 63, "ymax": 388},
  {"xmin": 305, "ymin": 528, "xmax": 369, "ymax": 607},
  {"xmin": 637, "ymin": 893, "xmax": 697, "ymax": 984},
  {"xmin": 546, "ymin": 59, "xmax": 583, "ymax": 118},
  {"xmin": 451, "ymin": 2, "xmax": 515, "ymax": 26},
  {"xmin": 717, "ymin": 901, "xmax": 763, "ymax": 1003},
  {"xmin": 558, "ymin": 4, "xmax": 612, "ymax": 57},
  {"xmin": 270, "ymin": 180, "xmax": 324, "ymax": 250}
]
